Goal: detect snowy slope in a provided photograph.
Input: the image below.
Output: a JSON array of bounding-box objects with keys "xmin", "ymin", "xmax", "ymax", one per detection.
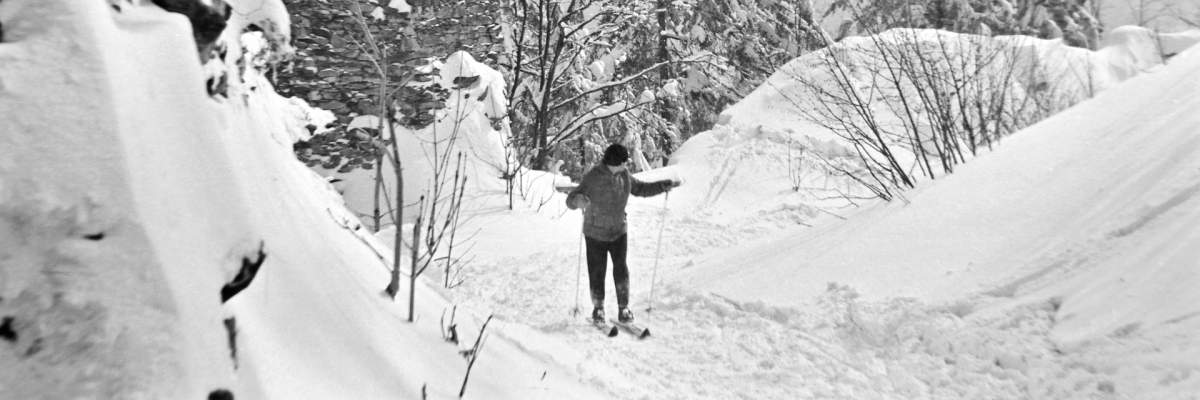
[
  {"xmin": 670, "ymin": 29, "xmax": 1200, "ymax": 398},
  {"xmin": 1, "ymin": 1, "xmax": 255, "ymax": 397},
  {"xmin": 0, "ymin": 1, "xmax": 608, "ymax": 398},
  {"xmin": 660, "ymin": 28, "xmax": 1199, "ymax": 301},
  {"xmin": 721, "ymin": 30, "xmax": 1098, "ymax": 144},
  {"xmin": 435, "ymin": 28, "xmax": 1200, "ymax": 400},
  {"xmin": 632, "ymin": 28, "xmax": 1200, "ymax": 258},
  {"xmin": 7, "ymin": 1, "xmax": 1200, "ymax": 398},
  {"xmin": 437, "ymin": 27, "xmax": 1200, "ymax": 399},
  {"xmin": 679, "ymin": 31, "xmax": 1200, "ymax": 322}
]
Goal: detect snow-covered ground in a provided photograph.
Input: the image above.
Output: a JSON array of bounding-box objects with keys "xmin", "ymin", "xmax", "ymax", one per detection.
[
  {"xmin": 443, "ymin": 27, "xmax": 1200, "ymax": 400},
  {"xmin": 1, "ymin": 1, "xmax": 601, "ymax": 398},
  {"xmin": 3, "ymin": 0, "xmax": 1200, "ymax": 399}
]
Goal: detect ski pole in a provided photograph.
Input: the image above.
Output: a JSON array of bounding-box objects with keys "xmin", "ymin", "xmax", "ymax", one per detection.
[
  {"xmin": 646, "ymin": 191, "xmax": 668, "ymax": 313},
  {"xmin": 572, "ymin": 210, "xmax": 584, "ymax": 317}
]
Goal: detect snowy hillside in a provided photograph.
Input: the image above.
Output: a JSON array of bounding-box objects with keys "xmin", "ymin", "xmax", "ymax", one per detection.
[
  {"xmin": 0, "ymin": 0, "xmax": 604, "ymax": 398},
  {"xmin": 714, "ymin": 27, "xmax": 1197, "ymax": 191},
  {"xmin": 638, "ymin": 27, "xmax": 1200, "ymax": 238},
  {"xmin": 5, "ymin": 0, "xmax": 1200, "ymax": 399},
  {"xmin": 673, "ymin": 29, "xmax": 1200, "ymax": 398},
  {"xmin": 681, "ymin": 30, "xmax": 1200, "ymax": 311},
  {"xmin": 443, "ymin": 27, "xmax": 1200, "ymax": 399}
]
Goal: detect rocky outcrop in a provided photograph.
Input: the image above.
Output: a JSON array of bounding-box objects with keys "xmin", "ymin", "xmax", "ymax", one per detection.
[{"xmin": 149, "ymin": 0, "xmax": 231, "ymax": 62}]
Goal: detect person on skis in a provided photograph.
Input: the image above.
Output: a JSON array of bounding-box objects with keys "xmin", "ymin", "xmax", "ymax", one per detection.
[{"xmin": 566, "ymin": 143, "xmax": 679, "ymax": 324}]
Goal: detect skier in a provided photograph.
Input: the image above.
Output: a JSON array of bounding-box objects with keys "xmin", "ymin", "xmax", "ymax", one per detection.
[{"xmin": 566, "ymin": 144, "xmax": 679, "ymax": 324}]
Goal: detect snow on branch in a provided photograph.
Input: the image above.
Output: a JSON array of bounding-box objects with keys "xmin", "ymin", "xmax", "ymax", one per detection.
[
  {"xmin": 547, "ymin": 98, "xmax": 654, "ymax": 148},
  {"xmin": 548, "ymin": 52, "xmax": 714, "ymax": 113}
]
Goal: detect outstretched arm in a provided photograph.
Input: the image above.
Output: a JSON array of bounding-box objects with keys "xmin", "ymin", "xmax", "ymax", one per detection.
[{"xmin": 630, "ymin": 176, "xmax": 678, "ymax": 198}]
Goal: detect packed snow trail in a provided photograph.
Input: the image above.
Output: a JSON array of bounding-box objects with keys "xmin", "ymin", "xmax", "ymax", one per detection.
[
  {"xmin": 393, "ymin": 26, "xmax": 1200, "ymax": 399},
  {"xmin": 432, "ymin": 26, "xmax": 1200, "ymax": 399},
  {"xmin": 449, "ymin": 200, "xmax": 1170, "ymax": 400}
]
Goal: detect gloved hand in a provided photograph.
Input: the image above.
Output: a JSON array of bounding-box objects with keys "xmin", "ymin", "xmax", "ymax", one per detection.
[{"xmin": 662, "ymin": 179, "xmax": 681, "ymax": 191}]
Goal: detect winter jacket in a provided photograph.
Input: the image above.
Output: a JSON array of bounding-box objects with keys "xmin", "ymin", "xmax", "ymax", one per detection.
[{"xmin": 566, "ymin": 165, "xmax": 673, "ymax": 241}]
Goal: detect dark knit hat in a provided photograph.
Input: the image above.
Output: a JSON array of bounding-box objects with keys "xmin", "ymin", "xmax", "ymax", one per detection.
[{"xmin": 602, "ymin": 144, "xmax": 630, "ymax": 166}]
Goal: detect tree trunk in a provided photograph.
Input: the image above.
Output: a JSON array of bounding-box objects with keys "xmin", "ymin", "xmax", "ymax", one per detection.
[
  {"xmin": 656, "ymin": 0, "xmax": 673, "ymax": 157},
  {"xmin": 387, "ymin": 108, "xmax": 404, "ymax": 300},
  {"xmin": 408, "ymin": 200, "xmax": 423, "ymax": 322},
  {"xmin": 373, "ymin": 130, "xmax": 383, "ymax": 231}
]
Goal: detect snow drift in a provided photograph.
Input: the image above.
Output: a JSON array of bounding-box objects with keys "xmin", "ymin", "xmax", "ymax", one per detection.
[
  {"xmin": 675, "ymin": 25, "xmax": 1200, "ymax": 325},
  {"xmin": 0, "ymin": 0, "xmax": 605, "ymax": 398},
  {"xmin": 653, "ymin": 28, "xmax": 1199, "ymax": 234},
  {"xmin": 668, "ymin": 28, "xmax": 1200, "ymax": 398}
]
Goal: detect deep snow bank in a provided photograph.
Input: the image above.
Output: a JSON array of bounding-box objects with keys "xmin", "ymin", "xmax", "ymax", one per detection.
[
  {"xmin": 721, "ymin": 27, "xmax": 1198, "ymax": 137},
  {"xmin": 680, "ymin": 30, "xmax": 1200, "ymax": 358},
  {"xmin": 1, "ymin": 1, "xmax": 257, "ymax": 397},
  {"xmin": 627, "ymin": 27, "xmax": 1200, "ymax": 398},
  {"xmin": 658, "ymin": 27, "xmax": 1200, "ymax": 291},
  {"xmin": 0, "ymin": 0, "xmax": 605, "ymax": 398},
  {"xmin": 651, "ymin": 28, "xmax": 1200, "ymax": 233}
]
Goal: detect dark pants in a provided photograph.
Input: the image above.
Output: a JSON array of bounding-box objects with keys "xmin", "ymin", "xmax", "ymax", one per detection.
[{"xmin": 585, "ymin": 234, "xmax": 629, "ymax": 310}]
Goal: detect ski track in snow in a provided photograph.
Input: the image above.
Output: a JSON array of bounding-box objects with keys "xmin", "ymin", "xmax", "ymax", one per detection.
[{"xmin": 446, "ymin": 204, "xmax": 1195, "ymax": 399}]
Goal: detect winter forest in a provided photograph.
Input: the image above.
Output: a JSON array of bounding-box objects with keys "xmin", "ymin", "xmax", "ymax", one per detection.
[{"xmin": 3, "ymin": 0, "xmax": 1200, "ymax": 398}]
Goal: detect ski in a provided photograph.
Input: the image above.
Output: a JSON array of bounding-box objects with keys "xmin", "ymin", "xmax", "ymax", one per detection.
[
  {"xmin": 612, "ymin": 320, "xmax": 651, "ymax": 339},
  {"xmin": 593, "ymin": 320, "xmax": 619, "ymax": 337}
]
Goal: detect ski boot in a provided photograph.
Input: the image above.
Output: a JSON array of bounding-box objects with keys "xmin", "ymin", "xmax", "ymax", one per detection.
[
  {"xmin": 591, "ymin": 307, "xmax": 606, "ymax": 324},
  {"xmin": 618, "ymin": 307, "xmax": 634, "ymax": 323}
]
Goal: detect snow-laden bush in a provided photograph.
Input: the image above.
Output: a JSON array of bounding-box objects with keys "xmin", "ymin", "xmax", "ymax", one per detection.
[{"xmin": 773, "ymin": 29, "xmax": 1100, "ymax": 200}]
